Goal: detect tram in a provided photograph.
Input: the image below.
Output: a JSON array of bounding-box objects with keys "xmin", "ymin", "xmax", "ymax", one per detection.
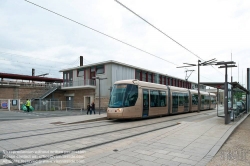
[{"xmin": 107, "ymin": 80, "xmax": 216, "ymax": 119}]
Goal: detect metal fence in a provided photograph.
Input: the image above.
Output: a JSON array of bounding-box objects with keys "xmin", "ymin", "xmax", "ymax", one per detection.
[
  {"xmin": 30, "ymin": 100, "xmax": 107, "ymax": 111},
  {"xmin": 31, "ymin": 100, "xmax": 79, "ymax": 111},
  {"xmin": 0, "ymin": 80, "xmax": 62, "ymax": 88},
  {"xmin": 62, "ymin": 79, "xmax": 95, "ymax": 88}
]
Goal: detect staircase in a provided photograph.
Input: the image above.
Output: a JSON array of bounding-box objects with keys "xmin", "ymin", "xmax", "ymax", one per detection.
[
  {"xmin": 38, "ymin": 86, "xmax": 58, "ymax": 99},
  {"xmin": 24, "ymin": 86, "xmax": 59, "ymax": 101}
]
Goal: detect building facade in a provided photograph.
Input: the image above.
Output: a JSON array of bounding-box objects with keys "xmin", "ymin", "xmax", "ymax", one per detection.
[{"xmin": 60, "ymin": 60, "xmax": 206, "ymax": 110}]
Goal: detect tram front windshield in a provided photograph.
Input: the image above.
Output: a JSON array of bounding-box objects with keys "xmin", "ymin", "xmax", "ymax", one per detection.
[{"xmin": 109, "ymin": 84, "xmax": 138, "ymax": 108}]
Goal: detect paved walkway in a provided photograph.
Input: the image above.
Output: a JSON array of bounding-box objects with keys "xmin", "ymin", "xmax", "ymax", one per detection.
[
  {"xmin": 0, "ymin": 113, "xmax": 107, "ymax": 134},
  {"xmin": 207, "ymin": 114, "xmax": 250, "ymax": 166},
  {"xmin": 71, "ymin": 113, "xmax": 249, "ymax": 166},
  {"xmin": 0, "ymin": 110, "xmax": 249, "ymax": 166}
]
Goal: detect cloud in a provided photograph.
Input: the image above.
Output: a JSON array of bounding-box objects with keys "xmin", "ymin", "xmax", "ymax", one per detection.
[{"xmin": 0, "ymin": 0, "xmax": 250, "ymax": 87}]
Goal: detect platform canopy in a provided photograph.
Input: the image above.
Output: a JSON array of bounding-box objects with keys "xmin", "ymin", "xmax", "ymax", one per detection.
[{"xmin": 201, "ymin": 82, "xmax": 249, "ymax": 94}]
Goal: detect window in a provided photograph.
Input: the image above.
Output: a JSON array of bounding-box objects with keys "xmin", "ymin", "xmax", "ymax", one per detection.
[
  {"xmin": 201, "ymin": 95, "xmax": 205, "ymax": 104},
  {"xmin": 77, "ymin": 69, "xmax": 84, "ymax": 77},
  {"xmin": 211, "ymin": 96, "xmax": 216, "ymax": 104},
  {"xmin": 64, "ymin": 73, "xmax": 67, "ymax": 80},
  {"xmin": 90, "ymin": 67, "xmax": 95, "ymax": 79},
  {"xmin": 159, "ymin": 75, "xmax": 162, "ymax": 84},
  {"xmin": 91, "ymin": 67, "xmax": 95, "ymax": 72},
  {"xmin": 172, "ymin": 92, "xmax": 178, "ymax": 113},
  {"xmin": 159, "ymin": 91, "xmax": 167, "ymax": 106},
  {"xmin": 192, "ymin": 94, "xmax": 198, "ymax": 105},
  {"xmin": 142, "ymin": 72, "xmax": 146, "ymax": 81},
  {"xmin": 184, "ymin": 93, "xmax": 189, "ymax": 111},
  {"xmin": 205, "ymin": 95, "xmax": 210, "ymax": 105},
  {"xmin": 148, "ymin": 74, "xmax": 152, "ymax": 82},
  {"xmin": 147, "ymin": 90, "xmax": 167, "ymax": 107},
  {"xmin": 96, "ymin": 65, "xmax": 104, "ymax": 74},
  {"xmin": 150, "ymin": 90, "xmax": 159, "ymax": 107},
  {"xmin": 135, "ymin": 70, "xmax": 141, "ymax": 80},
  {"xmin": 163, "ymin": 76, "xmax": 166, "ymax": 85},
  {"xmin": 63, "ymin": 71, "xmax": 73, "ymax": 86},
  {"xmin": 108, "ymin": 84, "xmax": 138, "ymax": 108},
  {"xmin": 178, "ymin": 93, "xmax": 184, "ymax": 106},
  {"xmin": 201, "ymin": 95, "xmax": 205, "ymax": 109},
  {"xmin": 124, "ymin": 84, "xmax": 138, "ymax": 107},
  {"xmin": 153, "ymin": 74, "xmax": 157, "ymax": 83}
]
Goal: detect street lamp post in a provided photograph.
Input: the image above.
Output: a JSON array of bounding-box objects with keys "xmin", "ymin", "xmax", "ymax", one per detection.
[{"xmin": 92, "ymin": 76, "xmax": 107, "ymax": 115}]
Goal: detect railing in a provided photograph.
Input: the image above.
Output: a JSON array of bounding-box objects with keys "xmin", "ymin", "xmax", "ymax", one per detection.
[
  {"xmin": 62, "ymin": 79, "xmax": 96, "ymax": 88},
  {"xmin": 0, "ymin": 80, "xmax": 62, "ymax": 88}
]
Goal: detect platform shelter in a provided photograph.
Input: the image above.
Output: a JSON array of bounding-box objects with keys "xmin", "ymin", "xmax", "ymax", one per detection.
[{"xmin": 201, "ymin": 82, "xmax": 249, "ymax": 124}]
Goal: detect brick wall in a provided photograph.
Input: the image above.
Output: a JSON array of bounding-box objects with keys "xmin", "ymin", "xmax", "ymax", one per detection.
[{"xmin": 0, "ymin": 86, "xmax": 110, "ymax": 110}]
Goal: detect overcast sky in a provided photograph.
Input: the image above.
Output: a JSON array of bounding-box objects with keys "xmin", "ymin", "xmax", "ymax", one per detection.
[{"xmin": 0, "ymin": 0, "xmax": 249, "ymax": 87}]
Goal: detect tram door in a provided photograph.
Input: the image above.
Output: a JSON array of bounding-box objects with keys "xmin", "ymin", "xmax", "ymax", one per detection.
[{"xmin": 142, "ymin": 89, "xmax": 149, "ymax": 117}]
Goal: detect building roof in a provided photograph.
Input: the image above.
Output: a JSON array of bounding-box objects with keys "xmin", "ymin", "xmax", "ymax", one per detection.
[
  {"xmin": 0, "ymin": 73, "xmax": 63, "ymax": 83},
  {"xmin": 59, "ymin": 60, "xmax": 198, "ymax": 84}
]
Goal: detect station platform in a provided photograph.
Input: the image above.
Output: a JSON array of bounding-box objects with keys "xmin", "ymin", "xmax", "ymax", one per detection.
[
  {"xmin": 0, "ymin": 110, "xmax": 249, "ymax": 166},
  {"xmin": 76, "ymin": 112, "xmax": 249, "ymax": 166},
  {"xmin": 0, "ymin": 112, "xmax": 107, "ymax": 132}
]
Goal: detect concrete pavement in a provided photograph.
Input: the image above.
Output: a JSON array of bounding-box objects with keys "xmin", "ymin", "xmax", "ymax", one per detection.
[{"xmin": 0, "ymin": 109, "xmax": 249, "ymax": 166}]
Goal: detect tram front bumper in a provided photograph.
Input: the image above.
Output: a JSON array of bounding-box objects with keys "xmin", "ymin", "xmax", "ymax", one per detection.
[{"xmin": 107, "ymin": 108, "xmax": 123, "ymax": 119}]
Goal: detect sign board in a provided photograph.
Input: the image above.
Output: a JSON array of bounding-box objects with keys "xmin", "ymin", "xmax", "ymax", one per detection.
[
  {"xmin": 217, "ymin": 85, "xmax": 224, "ymax": 89},
  {"xmin": 1, "ymin": 101, "xmax": 8, "ymax": 109},
  {"xmin": 12, "ymin": 100, "xmax": 17, "ymax": 106}
]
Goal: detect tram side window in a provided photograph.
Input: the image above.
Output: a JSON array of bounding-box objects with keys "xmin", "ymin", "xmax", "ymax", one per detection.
[
  {"xmin": 184, "ymin": 93, "xmax": 189, "ymax": 106},
  {"xmin": 192, "ymin": 94, "xmax": 198, "ymax": 105},
  {"xmin": 172, "ymin": 92, "xmax": 178, "ymax": 113},
  {"xmin": 178, "ymin": 93, "xmax": 184, "ymax": 106},
  {"xmin": 205, "ymin": 95, "xmax": 210, "ymax": 105},
  {"xmin": 159, "ymin": 91, "xmax": 167, "ymax": 107},
  {"xmin": 124, "ymin": 84, "xmax": 138, "ymax": 107},
  {"xmin": 150, "ymin": 90, "xmax": 159, "ymax": 107},
  {"xmin": 201, "ymin": 95, "xmax": 205, "ymax": 104},
  {"xmin": 211, "ymin": 97, "xmax": 216, "ymax": 104}
]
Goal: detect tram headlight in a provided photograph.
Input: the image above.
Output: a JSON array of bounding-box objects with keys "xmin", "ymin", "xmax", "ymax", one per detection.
[{"xmin": 117, "ymin": 108, "xmax": 123, "ymax": 112}]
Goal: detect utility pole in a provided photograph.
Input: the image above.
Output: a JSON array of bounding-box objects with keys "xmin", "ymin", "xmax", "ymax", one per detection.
[
  {"xmin": 216, "ymin": 61, "xmax": 237, "ymax": 124},
  {"xmin": 177, "ymin": 58, "xmax": 217, "ymax": 113},
  {"xmin": 198, "ymin": 60, "xmax": 201, "ymax": 112}
]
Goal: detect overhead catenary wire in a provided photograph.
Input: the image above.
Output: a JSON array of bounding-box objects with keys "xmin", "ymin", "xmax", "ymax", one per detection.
[
  {"xmin": 115, "ymin": 0, "xmax": 204, "ymax": 61},
  {"xmin": 23, "ymin": 0, "xmax": 216, "ymax": 82},
  {"xmin": 115, "ymin": 0, "xmax": 223, "ymax": 76},
  {"xmin": 24, "ymin": 0, "xmax": 179, "ymax": 67}
]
